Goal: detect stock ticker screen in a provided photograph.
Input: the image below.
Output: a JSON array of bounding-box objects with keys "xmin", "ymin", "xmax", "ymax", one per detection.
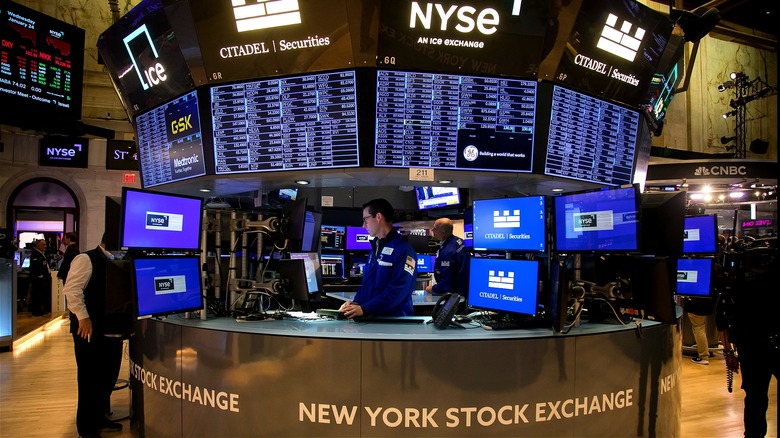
[{"xmin": 209, "ymin": 70, "xmax": 360, "ymax": 174}]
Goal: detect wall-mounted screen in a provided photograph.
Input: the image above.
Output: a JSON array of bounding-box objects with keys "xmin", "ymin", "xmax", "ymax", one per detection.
[
  {"xmin": 467, "ymin": 257, "xmax": 539, "ymax": 317},
  {"xmin": 552, "ymin": 0, "xmax": 675, "ymax": 107},
  {"xmin": 133, "ymin": 256, "xmax": 203, "ymax": 318},
  {"xmin": 210, "ymin": 70, "xmax": 360, "ymax": 174},
  {"xmin": 320, "ymin": 225, "xmax": 345, "ymax": 251},
  {"xmin": 320, "ymin": 253, "xmax": 345, "ymax": 280},
  {"xmin": 676, "ymin": 257, "xmax": 714, "ymax": 297},
  {"xmin": 553, "ymin": 185, "xmax": 640, "ymax": 253},
  {"xmin": 105, "ymin": 140, "xmax": 139, "ymax": 171},
  {"xmin": 134, "ymin": 90, "xmax": 207, "ymax": 188},
  {"xmin": 120, "ymin": 187, "xmax": 203, "ymax": 251},
  {"xmin": 345, "ymin": 226, "xmax": 372, "ymax": 251},
  {"xmin": 416, "ymin": 254, "xmax": 435, "ymax": 274},
  {"xmin": 472, "ymin": 196, "xmax": 546, "ymax": 252},
  {"xmin": 376, "ymin": 0, "xmax": 550, "ymax": 77},
  {"xmin": 96, "ymin": 0, "xmax": 195, "ymax": 116},
  {"xmin": 38, "ymin": 136, "xmax": 89, "ymax": 169},
  {"xmin": 537, "ymin": 83, "xmax": 640, "ymax": 186},
  {"xmin": 186, "ymin": 0, "xmax": 356, "ymax": 84},
  {"xmin": 0, "ymin": 0, "xmax": 85, "ymax": 129},
  {"xmin": 683, "ymin": 215, "xmax": 718, "ymax": 255},
  {"xmin": 415, "ymin": 186, "xmax": 461, "ymax": 210},
  {"xmin": 375, "ymin": 70, "xmax": 537, "ymax": 172}
]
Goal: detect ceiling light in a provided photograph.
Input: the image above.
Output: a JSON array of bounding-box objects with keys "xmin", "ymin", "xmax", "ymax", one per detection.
[
  {"xmin": 438, "ymin": 180, "xmax": 452, "ymax": 184},
  {"xmin": 551, "ymin": 188, "xmax": 564, "ymax": 193},
  {"xmin": 729, "ymin": 192, "xmax": 745, "ymax": 199},
  {"xmin": 295, "ymin": 180, "xmax": 309, "ymax": 185},
  {"xmin": 199, "ymin": 188, "xmax": 211, "ymax": 193}
]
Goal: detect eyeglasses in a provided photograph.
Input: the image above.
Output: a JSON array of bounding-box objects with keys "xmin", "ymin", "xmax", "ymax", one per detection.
[{"xmin": 362, "ymin": 214, "xmax": 375, "ymax": 224}]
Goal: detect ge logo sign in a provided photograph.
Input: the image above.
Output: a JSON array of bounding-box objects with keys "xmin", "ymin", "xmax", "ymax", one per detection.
[{"xmin": 463, "ymin": 145, "xmax": 479, "ymax": 162}]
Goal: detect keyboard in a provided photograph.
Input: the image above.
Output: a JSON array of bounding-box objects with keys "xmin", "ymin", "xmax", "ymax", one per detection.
[{"xmin": 481, "ymin": 317, "xmax": 547, "ymax": 330}]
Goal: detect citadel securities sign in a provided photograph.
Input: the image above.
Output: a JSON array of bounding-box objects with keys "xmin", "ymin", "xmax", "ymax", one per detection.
[
  {"xmin": 377, "ymin": 0, "xmax": 551, "ymax": 76},
  {"xmin": 552, "ymin": 0, "xmax": 675, "ymax": 107},
  {"xmin": 186, "ymin": 0, "xmax": 356, "ymax": 83}
]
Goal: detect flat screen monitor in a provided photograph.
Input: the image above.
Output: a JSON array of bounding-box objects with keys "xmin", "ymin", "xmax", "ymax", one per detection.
[
  {"xmin": 549, "ymin": 258, "xmax": 574, "ymax": 333},
  {"xmin": 38, "ymin": 136, "xmax": 90, "ymax": 169},
  {"xmin": 553, "ymin": 185, "xmax": 640, "ymax": 253},
  {"xmin": 639, "ymin": 191, "xmax": 686, "ymax": 257},
  {"xmin": 0, "ymin": 1, "xmax": 85, "ymax": 129},
  {"xmin": 415, "ymin": 187, "xmax": 461, "ymax": 210},
  {"xmin": 537, "ymin": 83, "xmax": 640, "ymax": 186},
  {"xmin": 676, "ymin": 258, "xmax": 714, "ymax": 297},
  {"xmin": 683, "ymin": 215, "xmax": 718, "ymax": 255},
  {"xmin": 320, "ymin": 225, "xmax": 345, "ymax": 251},
  {"xmin": 467, "ymin": 258, "xmax": 540, "ymax": 317},
  {"xmin": 299, "ymin": 210, "xmax": 322, "ymax": 253},
  {"xmin": 120, "ymin": 187, "xmax": 203, "ymax": 251},
  {"xmin": 209, "ymin": 70, "xmax": 360, "ymax": 174},
  {"xmin": 345, "ymin": 226, "xmax": 372, "ymax": 251},
  {"xmin": 472, "ymin": 196, "xmax": 546, "ymax": 252},
  {"xmin": 416, "ymin": 255, "xmax": 435, "ymax": 274},
  {"xmin": 463, "ymin": 206, "xmax": 473, "ymax": 248},
  {"xmin": 375, "ymin": 70, "xmax": 537, "ymax": 173},
  {"xmin": 134, "ymin": 90, "xmax": 207, "ymax": 188},
  {"xmin": 280, "ymin": 253, "xmax": 323, "ymax": 303},
  {"xmin": 349, "ymin": 253, "xmax": 368, "ymax": 277},
  {"xmin": 281, "ymin": 197, "xmax": 308, "ymax": 246},
  {"xmin": 406, "ymin": 234, "xmax": 429, "ymax": 254},
  {"xmin": 320, "ymin": 253, "xmax": 346, "ymax": 281},
  {"xmin": 132, "ymin": 256, "xmax": 203, "ymax": 318}
]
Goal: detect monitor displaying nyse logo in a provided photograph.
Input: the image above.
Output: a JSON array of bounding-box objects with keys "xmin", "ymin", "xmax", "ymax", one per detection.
[
  {"xmin": 97, "ymin": 0, "xmax": 195, "ymax": 116},
  {"xmin": 38, "ymin": 136, "xmax": 89, "ymax": 168},
  {"xmin": 145, "ymin": 212, "xmax": 183, "ymax": 232},
  {"xmin": 377, "ymin": 0, "xmax": 550, "ymax": 76},
  {"xmin": 573, "ymin": 212, "xmax": 611, "ymax": 232},
  {"xmin": 188, "ymin": 0, "xmax": 355, "ymax": 83},
  {"xmin": 677, "ymin": 270, "xmax": 697, "ymax": 283},
  {"xmin": 154, "ymin": 275, "xmax": 187, "ymax": 294},
  {"xmin": 553, "ymin": 0, "xmax": 674, "ymax": 107},
  {"xmin": 356, "ymin": 233, "xmax": 370, "ymax": 242}
]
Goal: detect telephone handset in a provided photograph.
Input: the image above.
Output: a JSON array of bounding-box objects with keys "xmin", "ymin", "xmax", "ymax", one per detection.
[{"xmin": 431, "ymin": 293, "xmax": 463, "ymax": 329}]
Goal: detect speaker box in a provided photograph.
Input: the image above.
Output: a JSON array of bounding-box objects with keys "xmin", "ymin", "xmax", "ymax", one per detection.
[{"xmin": 749, "ymin": 139, "xmax": 769, "ymax": 154}]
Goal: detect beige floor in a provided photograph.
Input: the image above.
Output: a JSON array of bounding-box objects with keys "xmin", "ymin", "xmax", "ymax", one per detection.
[{"xmin": 0, "ymin": 318, "xmax": 776, "ymax": 437}]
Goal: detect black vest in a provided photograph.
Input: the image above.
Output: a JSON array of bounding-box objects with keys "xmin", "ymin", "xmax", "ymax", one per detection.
[{"xmin": 68, "ymin": 247, "xmax": 108, "ymax": 335}]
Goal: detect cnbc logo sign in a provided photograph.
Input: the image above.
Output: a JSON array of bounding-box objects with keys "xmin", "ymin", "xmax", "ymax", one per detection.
[{"xmin": 145, "ymin": 212, "xmax": 184, "ymax": 232}]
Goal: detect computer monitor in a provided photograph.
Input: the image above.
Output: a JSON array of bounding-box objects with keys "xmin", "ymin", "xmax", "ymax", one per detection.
[
  {"xmin": 467, "ymin": 257, "xmax": 540, "ymax": 317},
  {"xmin": 287, "ymin": 252, "xmax": 323, "ymax": 296},
  {"xmin": 416, "ymin": 255, "xmax": 435, "ymax": 274},
  {"xmin": 553, "ymin": 185, "xmax": 640, "ymax": 253},
  {"xmin": 639, "ymin": 191, "xmax": 686, "ymax": 257},
  {"xmin": 120, "ymin": 187, "xmax": 203, "ymax": 251},
  {"xmin": 676, "ymin": 258, "xmax": 714, "ymax": 297},
  {"xmin": 132, "ymin": 256, "xmax": 204, "ymax": 318},
  {"xmin": 472, "ymin": 195, "xmax": 546, "ymax": 252},
  {"xmin": 415, "ymin": 186, "xmax": 461, "ymax": 210},
  {"xmin": 463, "ymin": 206, "xmax": 473, "ymax": 248},
  {"xmin": 299, "ymin": 210, "xmax": 322, "ymax": 253},
  {"xmin": 320, "ymin": 254, "xmax": 346, "ymax": 281},
  {"xmin": 320, "ymin": 224, "xmax": 346, "ymax": 251},
  {"xmin": 683, "ymin": 215, "xmax": 718, "ymax": 255},
  {"xmin": 345, "ymin": 226, "xmax": 372, "ymax": 251},
  {"xmin": 549, "ymin": 258, "xmax": 575, "ymax": 333}
]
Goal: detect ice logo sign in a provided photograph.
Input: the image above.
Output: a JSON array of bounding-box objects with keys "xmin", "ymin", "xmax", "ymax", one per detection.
[
  {"xmin": 145, "ymin": 212, "xmax": 184, "ymax": 232},
  {"xmin": 232, "ymin": 0, "xmax": 302, "ymax": 33},
  {"xmin": 493, "ymin": 210, "xmax": 520, "ymax": 228},
  {"xmin": 123, "ymin": 24, "xmax": 167, "ymax": 91},
  {"xmin": 597, "ymin": 13, "xmax": 645, "ymax": 62},
  {"xmin": 154, "ymin": 276, "xmax": 187, "ymax": 295},
  {"xmin": 488, "ymin": 270, "xmax": 514, "ymax": 290}
]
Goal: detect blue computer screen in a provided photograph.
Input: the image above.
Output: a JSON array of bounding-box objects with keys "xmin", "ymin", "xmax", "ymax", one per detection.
[
  {"xmin": 676, "ymin": 258, "xmax": 714, "ymax": 297},
  {"xmin": 467, "ymin": 258, "xmax": 539, "ymax": 316},
  {"xmin": 553, "ymin": 185, "xmax": 640, "ymax": 253},
  {"xmin": 683, "ymin": 215, "xmax": 718, "ymax": 254},
  {"xmin": 472, "ymin": 196, "xmax": 546, "ymax": 252},
  {"xmin": 416, "ymin": 254, "xmax": 435, "ymax": 274},
  {"xmin": 133, "ymin": 256, "xmax": 203, "ymax": 318},
  {"xmin": 346, "ymin": 226, "xmax": 372, "ymax": 251}
]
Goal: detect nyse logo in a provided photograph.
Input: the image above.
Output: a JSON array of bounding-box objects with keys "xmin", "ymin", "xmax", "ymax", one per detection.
[
  {"xmin": 596, "ymin": 13, "xmax": 645, "ymax": 62},
  {"xmin": 493, "ymin": 209, "xmax": 520, "ymax": 228},
  {"xmin": 356, "ymin": 234, "xmax": 369, "ymax": 242},
  {"xmin": 153, "ymin": 275, "xmax": 187, "ymax": 295},
  {"xmin": 488, "ymin": 270, "xmax": 514, "ymax": 290},
  {"xmin": 145, "ymin": 212, "xmax": 184, "ymax": 232},
  {"xmin": 409, "ymin": 2, "xmax": 502, "ymax": 35},
  {"xmin": 574, "ymin": 213, "xmax": 598, "ymax": 229},
  {"xmin": 46, "ymin": 143, "xmax": 82, "ymax": 158},
  {"xmin": 677, "ymin": 270, "xmax": 697, "ymax": 283},
  {"xmin": 123, "ymin": 24, "xmax": 167, "ymax": 90},
  {"xmin": 232, "ymin": 0, "xmax": 302, "ymax": 33}
]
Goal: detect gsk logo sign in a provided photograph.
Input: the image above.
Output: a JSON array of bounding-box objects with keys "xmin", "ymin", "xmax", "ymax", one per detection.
[
  {"xmin": 596, "ymin": 13, "xmax": 645, "ymax": 62},
  {"xmin": 232, "ymin": 0, "xmax": 302, "ymax": 33}
]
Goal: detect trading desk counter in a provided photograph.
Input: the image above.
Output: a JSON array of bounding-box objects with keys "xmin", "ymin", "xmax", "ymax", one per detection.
[{"xmin": 129, "ymin": 314, "xmax": 682, "ymax": 437}]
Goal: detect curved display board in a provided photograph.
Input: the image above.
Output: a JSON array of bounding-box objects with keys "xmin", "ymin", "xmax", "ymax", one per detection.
[{"xmin": 209, "ymin": 70, "xmax": 360, "ymax": 174}]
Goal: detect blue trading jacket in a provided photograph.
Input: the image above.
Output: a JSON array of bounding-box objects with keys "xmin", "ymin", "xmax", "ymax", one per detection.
[
  {"xmin": 430, "ymin": 234, "xmax": 470, "ymax": 297},
  {"xmin": 353, "ymin": 228, "xmax": 417, "ymax": 316}
]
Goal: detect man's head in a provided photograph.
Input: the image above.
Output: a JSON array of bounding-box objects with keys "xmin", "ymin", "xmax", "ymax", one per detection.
[
  {"xmin": 362, "ymin": 198, "xmax": 395, "ymax": 238},
  {"xmin": 430, "ymin": 218, "xmax": 454, "ymax": 241},
  {"xmin": 34, "ymin": 239, "xmax": 47, "ymax": 252},
  {"xmin": 63, "ymin": 232, "xmax": 77, "ymax": 245}
]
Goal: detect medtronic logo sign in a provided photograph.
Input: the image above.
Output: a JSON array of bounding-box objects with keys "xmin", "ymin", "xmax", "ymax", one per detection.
[{"xmin": 145, "ymin": 212, "xmax": 184, "ymax": 232}]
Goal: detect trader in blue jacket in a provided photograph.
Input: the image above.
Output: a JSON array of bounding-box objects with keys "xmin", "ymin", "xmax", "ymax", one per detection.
[
  {"xmin": 425, "ymin": 217, "xmax": 470, "ymax": 298},
  {"xmin": 339, "ymin": 198, "xmax": 417, "ymax": 318}
]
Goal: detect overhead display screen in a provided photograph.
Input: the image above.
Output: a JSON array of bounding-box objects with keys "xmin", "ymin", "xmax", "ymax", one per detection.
[
  {"xmin": 375, "ymin": 70, "xmax": 536, "ymax": 172},
  {"xmin": 96, "ymin": 0, "xmax": 195, "ymax": 117},
  {"xmin": 376, "ymin": 0, "xmax": 550, "ymax": 77},
  {"xmin": 553, "ymin": 0, "xmax": 674, "ymax": 107},
  {"xmin": 210, "ymin": 70, "xmax": 360, "ymax": 174},
  {"xmin": 0, "ymin": 0, "xmax": 84, "ymax": 127},
  {"xmin": 134, "ymin": 90, "xmax": 206, "ymax": 188},
  {"xmin": 539, "ymin": 83, "xmax": 639, "ymax": 186},
  {"xmin": 186, "ymin": 0, "xmax": 355, "ymax": 84}
]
